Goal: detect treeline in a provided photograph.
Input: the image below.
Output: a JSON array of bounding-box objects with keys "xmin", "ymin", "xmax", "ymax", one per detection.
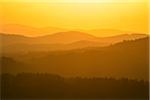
[{"xmin": 1, "ymin": 73, "xmax": 149, "ymax": 99}]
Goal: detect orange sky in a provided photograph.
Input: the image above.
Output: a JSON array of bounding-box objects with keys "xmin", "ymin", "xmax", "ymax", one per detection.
[{"xmin": 0, "ymin": 0, "xmax": 149, "ymax": 36}]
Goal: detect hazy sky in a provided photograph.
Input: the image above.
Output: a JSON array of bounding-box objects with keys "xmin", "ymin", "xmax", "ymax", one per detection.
[{"xmin": 1, "ymin": 0, "xmax": 148, "ymax": 34}]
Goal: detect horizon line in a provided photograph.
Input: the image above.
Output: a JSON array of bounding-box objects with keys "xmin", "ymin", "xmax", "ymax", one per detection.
[
  {"xmin": 0, "ymin": 32, "xmax": 148, "ymax": 38},
  {"xmin": 1, "ymin": 23, "xmax": 146, "ymax": 33}
]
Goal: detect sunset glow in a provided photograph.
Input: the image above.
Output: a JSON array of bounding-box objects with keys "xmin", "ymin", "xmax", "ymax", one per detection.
[
  {"xmin": 1, "ymin": 0, "xmax": 149, "ymax": 98},
  {"xmin": 0, "ymin": 0, "xmax": 148, "ymax": 36}
]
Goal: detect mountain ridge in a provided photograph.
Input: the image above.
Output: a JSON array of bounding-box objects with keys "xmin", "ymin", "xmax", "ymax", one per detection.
[
  {"xmin": 1, "ymin": 24, "xmax": 148, "ymax": 37},
  {"xmin": 1, "ymin": 32, "xmax": 148, "ymax": 53},
  {"xmin": 1, "ymin": 37, "xmax": 149, "ymax": 80}
]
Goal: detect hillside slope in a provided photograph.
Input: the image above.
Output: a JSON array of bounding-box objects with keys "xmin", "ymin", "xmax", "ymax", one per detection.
[{"xmin": 1, "ymin": 37, "xmax": 149, "ymax": 80}]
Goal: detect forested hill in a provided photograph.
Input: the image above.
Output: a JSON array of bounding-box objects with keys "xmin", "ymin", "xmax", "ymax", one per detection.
[
  {"xmin": 1, "ymin": 37, "xmax": 149, "ymax": 80},
  {"xmin": 1, "ymin": 73, "xmax": 149, "ymax": 99}
]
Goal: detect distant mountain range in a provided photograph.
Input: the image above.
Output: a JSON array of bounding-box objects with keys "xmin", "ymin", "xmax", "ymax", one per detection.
[
  {"xmin": 1, "ymin": 24, "xmax": 149, "ymax": 83},
  {"xmin": 1, "ymin": 37, "xmax": 149, "ymax": 80},
  {"xmin": 1, "ymin": 30, "xmax": 148, "ymax": 53},
  {"xmin": 1, "ymin": 24, "xmax": 68, "ymax": 37},
  {"xmin": 82, "ymin": 29, "xmax": 132, "ymax": 37},
  {"xmin": 1, "ymin": 24, "xmax": 147, "ymax": 37}
]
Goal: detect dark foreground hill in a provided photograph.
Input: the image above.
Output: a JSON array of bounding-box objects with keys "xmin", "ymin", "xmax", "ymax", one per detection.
[
  {"xmin": 1, "ymin": 73, "xmax": 149, "ymax": 99},
  {"xmin": 1, "ymin": 37, "xmax": 149, "ymax": 80}
]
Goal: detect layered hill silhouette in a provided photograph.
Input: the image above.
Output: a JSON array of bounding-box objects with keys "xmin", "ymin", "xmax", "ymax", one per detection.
[
  {"xmin": 1, "ymin": 24, "xmax": 142, "ymax": 37},
  {"xmin": 1, "ymin": 37, "xmax": 149, "ymax": 80},
  {"xmin": 1, "ymin": 24, "xmax": 67, "ymax": 37},
  {"xmin": 84, "ymin": 29, "xmax": 131, "ymax": 37},
  {"xmin": 1, "ymin": 31, "xmax": 147, "ymax": 53},
  {"xmin": 0, "ymin": 24, "xmax": 126, "ymax": 36},
  {"xmin": 1, "ymin": 31, "xmax": 97, "ymax": 44},
  {"xmin": 35, "ymin": 31, "xmax": 97, "ymax": 44},
  {"xmin": 1, "ymin": 24, "xmax": 149, "ymax": 80}
]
